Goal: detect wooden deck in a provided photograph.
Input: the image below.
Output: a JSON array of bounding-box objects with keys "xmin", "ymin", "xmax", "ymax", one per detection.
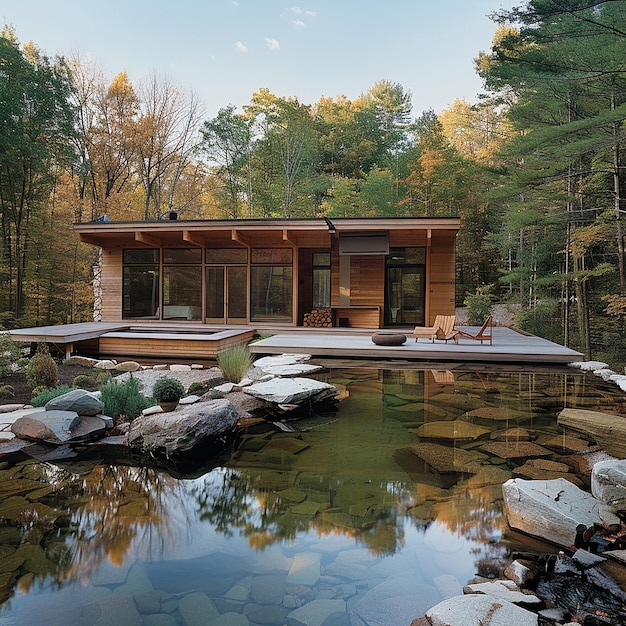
[
  {"xmin": 8, "ymin": 322, "xmax": 584, "ymax": 364},
  {"xmin": 248, "ymin": 326, "xmax": 584, "ymax": 364},
  {"xmin": 8, "ymin": 322, "xmax": 256, "ymax": 360}
]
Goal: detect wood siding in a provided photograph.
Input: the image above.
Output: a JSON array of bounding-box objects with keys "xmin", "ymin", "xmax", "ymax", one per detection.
[
  {"xmin": 98, "ymin": 329, "xmax": 255, "ymax": 359},
  {"xmin": 101, "ymin": 249, "xmax": 123, "ymax": 322},
  {"xmin": 426, "ymin": 231, "xmax": 456, "ymax": 325}
]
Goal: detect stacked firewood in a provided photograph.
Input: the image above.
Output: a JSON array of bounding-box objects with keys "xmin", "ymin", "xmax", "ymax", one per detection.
[{"xmin": 303, "ymin": 308, "xmax": 333, "ymax": 327}]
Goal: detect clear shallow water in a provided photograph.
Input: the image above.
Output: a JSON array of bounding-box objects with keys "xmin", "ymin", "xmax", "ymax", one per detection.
[{"xmin": 1, "ymin": 365, "xmax": 625, "ymax": 625}]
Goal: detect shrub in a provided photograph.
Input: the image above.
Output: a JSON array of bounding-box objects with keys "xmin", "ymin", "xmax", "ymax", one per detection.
[
  {"xmin": 72, "ymin": 374, "xmax": 101, "ymax": 391},
  {"xmin": 187, "ymin": 381, "xmax": 209, "ymax": 395},
  {"xmin": 217, "ymin": 344, "xmax": 252, "ymax": 383},
  {"xmin": 0, "ymin": 332, "xmax": 21, "ymax": 378},
  {"xmin": 152, "ymin": 376, "xmax": 185, "ymax": 403},
  {"xmin": 26, "ymin": 343, "xmax": 58, "ymax": 389},
  {"xmin": 464, "ymin": 286, "xmax": 494, "ymax": 325},
  {"xmin": 0, "ymin": 384, "xmax": 14, "ymax": 398},
  {"xmin": 32, "ymin": 385, "xmax": 77, "ymax": 407},
  {"xmin": 99, "ymin": 376, "xmax": 151, "ymax": 421}
]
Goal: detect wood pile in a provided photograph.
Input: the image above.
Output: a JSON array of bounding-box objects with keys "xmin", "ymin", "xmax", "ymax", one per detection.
[{"xmin": 303, "ymin": 308, "xmax": 333, "ymax": 327}]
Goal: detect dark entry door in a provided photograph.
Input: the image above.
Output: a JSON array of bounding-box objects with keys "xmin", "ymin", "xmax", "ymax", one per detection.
[{"xmin": 385, "ymin": 265, "xmax": 426, "ymax": 326}]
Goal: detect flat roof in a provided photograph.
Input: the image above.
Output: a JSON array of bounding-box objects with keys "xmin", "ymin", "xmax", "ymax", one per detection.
[{"xmin": 74, "ymin": 217, "xmax": 460, "ymax": 247}]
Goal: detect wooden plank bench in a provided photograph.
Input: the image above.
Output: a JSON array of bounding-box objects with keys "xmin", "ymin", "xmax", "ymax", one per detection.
[{"xmin": 331, "ymin": 306, "xmax": 381, "ymax": 329}]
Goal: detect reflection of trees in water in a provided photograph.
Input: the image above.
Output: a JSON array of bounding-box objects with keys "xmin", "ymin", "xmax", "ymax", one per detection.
[
  {"xmin": 64, "ymin": 465, "xmax": 182, "ymax": 582},
  {"xmin": 191, "ymin": 467, "xmax": 414, "ymax": 556},
  {"xmin": 193, "ymin": 467, "xmax": 257, "ymax": 537},
  {"xmin": 0, "ymin": 462, "xmax": 190, "ymax": 608}
]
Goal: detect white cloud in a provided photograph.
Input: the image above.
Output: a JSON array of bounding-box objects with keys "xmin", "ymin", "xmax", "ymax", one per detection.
[
  {"xmin": 265, "ymin": 38, "xmax": 280, "ymax": 50},
  {"xmin": 235, "ymin": 41, "xmax": 249, "ymax": 53},
  {"xmin": 283, "ymin": 7, "xmax": 316, "ymax": 28}
]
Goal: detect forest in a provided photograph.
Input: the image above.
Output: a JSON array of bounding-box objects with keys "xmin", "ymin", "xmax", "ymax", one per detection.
[{"xmin": 1, "ymin": 0, "xmax": 626, "ymax": 368}]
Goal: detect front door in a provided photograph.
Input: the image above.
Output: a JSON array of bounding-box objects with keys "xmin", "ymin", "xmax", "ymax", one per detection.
[
  {"xmin": 385, "ymin": 266, "xmax": 426, "ymax": 326},
  {"xmin": 206, "ymin": 266, "xmax": 248, "ymax": 324}
]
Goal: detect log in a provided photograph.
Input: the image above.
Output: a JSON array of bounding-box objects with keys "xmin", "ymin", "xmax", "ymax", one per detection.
[
  {"xmin": 557, "ymin": 408, "xmax": 626, "ymax": 458},
  {"xmin": 303, "ymin": 308, "xmax": 333, "ymax": 328}
]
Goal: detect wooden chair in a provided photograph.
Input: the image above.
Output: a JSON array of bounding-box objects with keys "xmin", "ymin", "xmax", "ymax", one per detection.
[
  {"xmin": 412, "ymin": 315, "xmax": 456, "ymax": 343},
  {"xmin": 453, "ymin": 315, "xmax": 493, "ymax": 345}
]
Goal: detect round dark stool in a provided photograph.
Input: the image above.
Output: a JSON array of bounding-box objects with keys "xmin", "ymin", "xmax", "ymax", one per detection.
[{"xmin": 371, "ymin": 332, "xmax": 407, "ymax": 346}]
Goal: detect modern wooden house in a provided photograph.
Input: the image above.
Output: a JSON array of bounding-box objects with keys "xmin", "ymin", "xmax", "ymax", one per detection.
[{"xmin": 74, "ymin": 217, "xmax": 460, "ymax": 331}]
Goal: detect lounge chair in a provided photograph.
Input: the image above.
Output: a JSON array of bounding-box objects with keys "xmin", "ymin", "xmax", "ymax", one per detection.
[
  {"xmin": 412, "ymin": 315, "xmax": 456, "ymax": 343},
  {"xmin": 453, "ymin": 315, "xmax": 493, "ymax": 345}
]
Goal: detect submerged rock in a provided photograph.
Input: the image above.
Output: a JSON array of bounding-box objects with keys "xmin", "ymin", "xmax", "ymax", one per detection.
[
  {"xmin": 410, "ymin": 442, "xmax": 487, "ymax": 474},
  {"xmin": 411, "ymin": 419, "xmax": 490, "ymax": 442}
]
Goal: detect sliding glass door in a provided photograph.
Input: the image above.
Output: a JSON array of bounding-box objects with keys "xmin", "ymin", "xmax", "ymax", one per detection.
[{"xmin": 205, "ymin": 266, "xmax": 248, "ymax": 323}]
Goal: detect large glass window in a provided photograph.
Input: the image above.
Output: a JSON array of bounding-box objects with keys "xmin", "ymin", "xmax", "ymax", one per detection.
[
  {"xmin": 251, "ymin": 248, "xmax": 293, "ymax": 321},
  {"xmin": 206, "ymin": 248, "xmax": 248, "ymax": 264},
  {"xmin": 162, "ymin": 248, "xmax": 202, "ymax": 320},
  {"xmin": 123, "ymin": 249, "xmax": 159, "ymax": 319},
  {"xmin": 312, "ymin": 252, "xmax": 331, "ymax": 308}
]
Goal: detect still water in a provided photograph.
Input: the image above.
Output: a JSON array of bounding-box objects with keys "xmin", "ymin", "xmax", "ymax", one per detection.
[{"xmin": 1, "ymin": 364, "xmax": 625, "ymax": 625}]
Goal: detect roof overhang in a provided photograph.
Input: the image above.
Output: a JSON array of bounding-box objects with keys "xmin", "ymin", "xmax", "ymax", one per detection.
[{"xmin": 74, "ymin": 217, "xmax": 461, "ymax": 249}]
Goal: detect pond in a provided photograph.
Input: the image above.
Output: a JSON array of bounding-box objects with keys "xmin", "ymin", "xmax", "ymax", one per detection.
[{"xmin": 1, "ymin": 364, "xmax": 625, "ymax": 625}]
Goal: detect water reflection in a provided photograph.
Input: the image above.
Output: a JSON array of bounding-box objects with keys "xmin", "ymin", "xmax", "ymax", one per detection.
[{"xmin": 1, "ymin": 365, "xmax": 624, "ymax": 623}]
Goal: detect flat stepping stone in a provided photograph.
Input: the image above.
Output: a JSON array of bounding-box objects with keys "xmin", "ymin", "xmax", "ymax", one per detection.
[
  {"xmin": 491, "ymin": 427, "xmax": 533, "ymax": 442},
  {"xmin": 543, "ymin": 433, "xmax": 590, "ymax": 453},
  {"xmin": 411, "ymin": 419, "xmax": 490, "ymax": 442},
  {"xmin": 244, "ymin": 377, "xmax": 338, "ymax": 405},
  {"xmin": 426, "ymin": 594, "xmax": 539, "ymax": 625},
  {"xmin": 253, "ymin": 354, "xmax": 311, "ymax": 368},
  {"xmin": 464, "ymin": 578, "xmax": 542, "ymax": 606},
  {"xmin": 481, "ymin": 441, "xmax": 552, "ymax": 459},
  {"xmin": 410, "ymin": 442, "xmax": 487, "ymax": 473},
  {"xmin": 264, "ymin": 438, "xmax": 310, "ymax": 454},
  {"xmin": 258, "ymin": 363, "xmax": 323, "ymax": 376},
  {"xmin": 464, "ymin": 407, "xmax": 530, "ymax": 421},
  {"xmin": 0, "ymin": 404, "xmax": 29, "ymax": 414},
  {"xmin": 287, "ymin": 551, "xmax": 321, "ymax": 585}
]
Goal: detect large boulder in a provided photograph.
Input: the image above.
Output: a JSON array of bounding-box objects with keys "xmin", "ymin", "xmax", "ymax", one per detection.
[
  {"xmin": 45, "ymin": 389, "xmax": 104, "ymax": 416},
  {"xmin": 425, "ymin": 594, "xmax": 538, "ymax": 626},
  {"xmin": 11, "ymin": 410, "xmax": 80, "ymax": 444},
  {"xmin": 592, "ymin": 459, "xmax": 626, "ymax": 509},
  {"xmin": 502, "ymin": 478, "xmax": 605, "ymax": 548},
  {"xmin": 244, "ymin": 377, "xmax": 338, "ymax": 405},
  {"xmin": 558, "ymin": 408, "xmax": 626, "ymax": 458},
  {"xmin": 127, "ymin": 398, "xmax": 239, "ymax": 456}
]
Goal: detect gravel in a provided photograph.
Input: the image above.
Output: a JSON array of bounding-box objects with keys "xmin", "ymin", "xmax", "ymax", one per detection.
[{"xmin": 114, "ymin": 367, "xmax": 224, "ymax": 394}]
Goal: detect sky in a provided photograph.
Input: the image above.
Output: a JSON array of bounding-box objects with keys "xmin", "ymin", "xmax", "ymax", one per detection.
[{"xmin": 2, "ymin": 0, "xmax": 519, "ymax": 119}]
